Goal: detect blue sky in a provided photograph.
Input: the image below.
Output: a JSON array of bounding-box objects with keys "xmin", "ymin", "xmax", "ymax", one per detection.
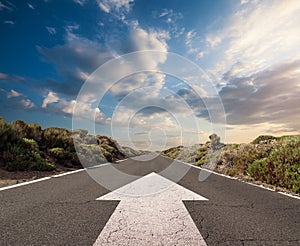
[{"xmin": 1, "ymin": 0, "xmax": 300, "ymax": 150}]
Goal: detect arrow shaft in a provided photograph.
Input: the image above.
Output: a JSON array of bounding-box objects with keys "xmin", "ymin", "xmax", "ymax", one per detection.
[{"xmin": 94, "ymin": 196, "xmax": 207, "ymax": 245}]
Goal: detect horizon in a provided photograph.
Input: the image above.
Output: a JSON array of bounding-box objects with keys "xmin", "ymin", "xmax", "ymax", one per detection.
[
  {"xmin": 2, "ymin": 116, "xmax": 299, "ymax": 152},
  {"xmin": 1, "ymin": 0, "xmax": 300, "ymax": 151}
]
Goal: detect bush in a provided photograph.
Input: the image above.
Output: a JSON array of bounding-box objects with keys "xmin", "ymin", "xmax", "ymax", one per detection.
[
  {"xmin": 31, "ymin": 160, "xmax": 55, "ymax": 171},
  {"xmin": 48, "ymin": 147, "xmax": 81, "ymax": 166},
  {"xmin": 0, "ymin": 117, "xmax": 20, "ymax": 150},
  {"xmin": 161, "ymin": 146, "xmax": 182, "ymax": 159},
  {"xmin": 251, "ymin": 135, "xmax": 277, "ymax": 144},
  {"xmin": 2, "ymin": 141, "xmax": 55, "ymax": 171},
  {"xmin": 248, "ymin": 136, "xmax": 300, "ymax": 193},
  {"xmin": 217, "ymin": 143, "xmax": 273, "ymax": 176},
  {"xmin": 77, "ymin": 144, "xmax": 106, "ymax": 166},
  {"xmin": 195, "ymin": 145, "xmax": 208, "ymax": 166},
  {"xmin": 42, "ymin": 127, "xmax": 75, "ymax": 151},
  {"xmin": 12, "ymin": 120, "xmax": 42, "ymax": 142}
]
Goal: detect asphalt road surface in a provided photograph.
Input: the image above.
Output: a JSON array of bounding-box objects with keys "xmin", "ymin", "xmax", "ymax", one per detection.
[{"xmin": 0, "ymin": 154, "xmax": 299, "ymax": 245}]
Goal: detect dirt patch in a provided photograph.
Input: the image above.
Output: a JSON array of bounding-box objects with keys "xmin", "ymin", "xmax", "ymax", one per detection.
[{"xmin": 0, "ymin": 165, "xmax": 81, "ymax": 188}]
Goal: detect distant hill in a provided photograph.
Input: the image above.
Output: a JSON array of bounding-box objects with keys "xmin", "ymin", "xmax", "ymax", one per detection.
[
  {"xmin": 0, "ymin": 117, "xmax": 148, "ymax": 172},
  {"xmin": 161, "ymin": 134, "xmax": 300, "ymax": 194}
]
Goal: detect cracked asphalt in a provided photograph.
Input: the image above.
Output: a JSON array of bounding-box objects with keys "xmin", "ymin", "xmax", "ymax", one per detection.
[{"xmin": 0, "ymin": 155, "xmax": 299, "ymax": 245}]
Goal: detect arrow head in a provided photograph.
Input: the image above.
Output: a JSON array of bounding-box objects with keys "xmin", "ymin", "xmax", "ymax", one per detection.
[{"xmin": 96, "ymin": 172, "xmax": 208, "ymax": 201}]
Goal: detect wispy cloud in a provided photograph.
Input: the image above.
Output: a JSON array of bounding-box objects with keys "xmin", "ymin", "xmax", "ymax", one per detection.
[
  {"xmin": 73, "ymin": 0, "xmax": 87, "ymax": 6},
  {"xmin": 206, "ymin": 0, "xmax": 300, "ymax": 79},
  {"xmin": 3, "ymin": 20, "xmax": 15, "ymax": 25},
  {"xmin": 158, "ymin": 8, "xmax": 183, "ymax": 24},
  {"xmin": 0, "ymin": 88, "xmax": 35, "ymax": 110},
  {"xmin": 27, "ymin": 2, "xmax": 35, "ymax": 10},
  {"xmin": 0, "ymin": 1, "xmax": 14, "ymax": 11},
  {"xmin": 20, "ymin": 99, "xmax": 34, "ymax": 109},
  {"xmin": 185, "ymin": 30, "xmax": 205, "ymax": 60},
  {"xmin": 45, "ymin": 26, "xmax": 56, "ymax": 35},
  {"xmin": 7, "ymin": 89, "xmax": 21, "ymax": 98},
  {"xmin": 97, "ymin": 0, "xmax": 134, "ymax": 14}
]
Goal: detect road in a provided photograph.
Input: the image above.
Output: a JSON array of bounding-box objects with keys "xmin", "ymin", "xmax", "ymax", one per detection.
[{"xmin": 0, "ymin": 155, "xmax": 299, "ymax": 245}]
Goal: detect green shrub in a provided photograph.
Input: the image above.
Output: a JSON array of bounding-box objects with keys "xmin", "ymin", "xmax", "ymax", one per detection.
[
  {"xmin": 23, "ymin": 138, "xmax": 39, "ymax": 151},
  {"xmin": 48, "ymin": 147, "xmax": 81, "ymax": 166},
  {"xmin": 195, "ymin": 145, "xmax": 208, "ymax": 166},
  {"xmin": 42, "ymin": 127, "xmax": 75, "ymax": 151},
  {"xmin": 48, "ymin": 147, "xmax": 66, "ymax": 159},
  {"xmin": 248, "ymin": 137, "xmax": 300, "ymax": 193},
  {"xmin": 12, "ymin": 120, "xmax": 42, "ymax": 142},
  {"xmin": 0, "ymin": 117, "xmax": 20, "ymax": 150},
  {"xmin": 31, "ymin": 160, "xmax": 55, "ymax": 171},
  {"xmin": 218, "ymin": 143, "xmax": 274, "ymax": 176},
  {"xmin": 1, "ymin": 136, "xmax": 54, "ymax": 171},
  {"xmin": 161, "ymin": 146, "xmax": 182, "ymax": 159}
]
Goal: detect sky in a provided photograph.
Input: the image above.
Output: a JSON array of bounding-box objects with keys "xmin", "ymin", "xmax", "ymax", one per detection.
[{"xmin": 0, "ymin": 0, "xmax": 300, "ymax": 150}]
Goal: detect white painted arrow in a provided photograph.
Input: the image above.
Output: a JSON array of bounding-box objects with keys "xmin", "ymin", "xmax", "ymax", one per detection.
[{"xmin": 94, "ymin": 172, "xmax": 208, "ymax": 245}]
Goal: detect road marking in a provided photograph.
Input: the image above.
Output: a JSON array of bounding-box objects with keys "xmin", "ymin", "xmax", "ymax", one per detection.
[
  {"xmin": 52, "ymin": 169, "xmax": 85, "ymax": 177},
  {"xmin": 115, "ymin": 158, "xmax": 128, "ymax": 163},
  {"xmin": 0, "ymin": 163, "xmax": 110, "ymax": 191},
  {"xmin": 278, "ymin": 191, "xmax": 300, "ymax": 200},
  {"xmin": 0, "ymin": 177, "xmax": 51, "ymax": 191},
  {"xmin": 94, "ymin": 172, "xmax": 208, "ymax": 245}
]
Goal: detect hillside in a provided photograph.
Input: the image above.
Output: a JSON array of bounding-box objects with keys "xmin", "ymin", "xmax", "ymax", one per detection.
[
  {"xmin": 0, "ymin": 117, "xmax": 148, "ymax": 175},
  {"xmin": 161, "ymin": 134, "xmax": 300, "ymax": 194}
]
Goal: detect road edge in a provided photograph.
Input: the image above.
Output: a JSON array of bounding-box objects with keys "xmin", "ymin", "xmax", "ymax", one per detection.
[{"xmin": 162, "ymin": 155, "xmax": 300, "ymax": 200}]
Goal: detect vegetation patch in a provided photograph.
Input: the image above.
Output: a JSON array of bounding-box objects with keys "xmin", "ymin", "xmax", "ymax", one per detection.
[
  {"xmin": 0, "ymin": 117, "xmax": 147, "ymax": 173},
  {"xmin": 162, "ymin": 134, "xmax": 300, "ymax": 194}
]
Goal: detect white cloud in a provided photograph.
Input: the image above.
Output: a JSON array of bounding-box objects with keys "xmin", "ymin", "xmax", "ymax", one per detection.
[
  {"xmin": 98, "ymin": 2, "xmax": 110, "ymax": 13},
  {"xmin": 185, "ymin": 30, "xmax": 196, "ymax": 47},
  {"xmin": 42, "ymin": 91, "xmax": 59, "ymax": 108},
  {"xmin": 27, "ymin": 2, "xmax": 35, "ymax": 9},
  {"xmin": 105, "ymin": 27, "xmax": 170, "ymax": 99},
  {"xmin": 21, "ymin": 99, "xmax": 34, "ymax": 109},
  {"xmin": 131, "ymin": 28, "xmax": 168, "ymax": 52},
  {"xmin": 97, "ymin": 0, "xmax": 134, "ymax": 14},
  {"xmin": 46, "ymin": 26, "xmax": 56, "ymax": 35},
  {"xmin": 0, "ymin": 87, "xmax": 35, "ymax": 110},
  {"xmin": 206, "ymin": 34, "xmax": 222, "ymax": 49},
  {"xmin": 240, "ymin": 0, "xmax": 249, "ymax": 5},
  {"xmin": 207, "ymin": 0, "xmax": 300, "ymax": 78},
  {"xmin": 64, "ymin": 24, "xmax": 80, "ymax": 40},
  {"xmin": 7, "ymin": 89, "xmax": 21, "ymax": 98},
  {"xmin": 73, "ymin": 0, "xmax": 86, "ymax": 6},
  {"xmin": 98, "ymin": 21, "xmax": 105, "ymax": 26},
  {"xmin": 4, "ymin": 20, "xmax": 14, "ymax": 25},
  {"xmin": 0, "ymin": 1, "xmax": 14, "ymax": 11},
  {"xmin": 61, "ymin": 99, "xmax": 76, "ymax": 115},
  {"xmin": 159, "ymin": 9, "xmax": 170, "ymax": 18},
  {"xmin": 42, "ymin": 91, "xmax": 108, "ymax": 124},
  {"xmin": 112, "ymin": 106, "xmax": 180, "ymax": 131},
  {"xmin": 185, "ymin": 30, "xmax": 205, "ymax": 60},
  {"xmin": 158, "ymin": 8, "xmax": 183, "ymax": 24},
  {"xmin": 38, "ymin": 22, "xmax": 172, "ymax": 129}
]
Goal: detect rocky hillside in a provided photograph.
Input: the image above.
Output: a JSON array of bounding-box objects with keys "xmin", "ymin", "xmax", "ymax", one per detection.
[
  {"xmin": 0, "ymin": 117, "xmax": 147, "ymax": 172},
  {"xmin": 161, "ymin": 134, "xmax": 300, "ymax": 194}
]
